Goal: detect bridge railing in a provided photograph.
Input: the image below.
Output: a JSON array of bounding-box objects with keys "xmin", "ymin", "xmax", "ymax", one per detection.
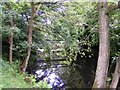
[{"xmin": 37, "ymin": 41, "xmax": 66, "ymax": 61}]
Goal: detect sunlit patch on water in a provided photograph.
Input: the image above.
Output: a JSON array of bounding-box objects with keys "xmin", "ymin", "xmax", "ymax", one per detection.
[{"xmin": 34, "ymin": 64, "xmax": 65, "ymax": 89}]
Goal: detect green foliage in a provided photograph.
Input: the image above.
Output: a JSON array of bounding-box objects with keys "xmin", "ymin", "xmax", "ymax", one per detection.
[
  {"xmin": 23, "ymin": 74, "xmax": 51, "ymax": 88},
  {"xmin": 33, "ymin": 81, "xmax": 52, "ymax": 88},
  {"xmin": 109, "ymin": 8, "xmax": 120, "ymax": 57},
  {"xmin": 0, "ymin": 60, "xmax": 50, "ymax": 89},
  {"xmin": 0, "ymin": 60, "xmax": 31, "ymax": 89},
  {"xmin": 1, "ymin": 3, "xmax": 120, "ymax": 88},
  {"xmin": 2, "ymin": 3, "xmax": 29, "ymax": 60},
  {"xmin": 33, "ymin": 2, "xmax": 97, "ymax": 64},
  {"xmin": 2, "ymin": 2, "xmax": 119, "ymax": 60}
]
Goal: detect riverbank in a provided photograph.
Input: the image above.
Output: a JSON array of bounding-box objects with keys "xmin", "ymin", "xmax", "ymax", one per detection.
[
  {"xmin": 0, "ymin": 60, "xmax": 31, "ymax": 89},
  {"xmin": 0, "ymin": 59, "xmax": 50, "ymax": 89}
]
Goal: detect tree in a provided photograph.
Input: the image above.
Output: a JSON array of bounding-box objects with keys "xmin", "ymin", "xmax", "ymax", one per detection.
[
  {"xmin": 110, "ymin": 55, "xmax": 120, "ymax": 88},
  {"xmin": 92, "ymin": 1, "xmax": 110, "ymax": 88},
  {"xmin": 20, "ymin": 2, "xmax": 35, "ymax": 72},
  {"xmin": 93, "ymin": 1, "xmax": 120, "ymax": 88},
  {"xmin": 5, "ymin": 3, "xmax": 14, "ymax": 64},
  {"xmin": 9, "ymin": 15, "xmax": 14, "ymax": 64}
]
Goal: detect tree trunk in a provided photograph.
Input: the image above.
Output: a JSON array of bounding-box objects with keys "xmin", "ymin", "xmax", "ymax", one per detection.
[
  {"xmin": 20, "ymin": 2, "xmax": 35, "ymax": 72},
  {"xmin": 92, "ymin": 1, "xmax": 110, "ymax": 88},
  {"xmin": 110, "ymin": 55, "xmax": 120, "ymax": 88},
  {"xmin": 9, "ymin": 15, "xmax": 14, "ymax": 64}
]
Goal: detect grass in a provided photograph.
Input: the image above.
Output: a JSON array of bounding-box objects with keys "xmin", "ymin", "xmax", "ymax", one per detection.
[
  {"xmin": 0, "ymin": 58, "xmax": 51, "ymax": 89},
  {"xmin": 0, "ymin": 59, "xmax": 32, "ymax": 89}
]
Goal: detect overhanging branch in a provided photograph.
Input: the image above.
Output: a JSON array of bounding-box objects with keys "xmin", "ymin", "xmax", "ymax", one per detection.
[{"xmin": 106, "ymin": 1, "xmax": 120, "ymax": 14}]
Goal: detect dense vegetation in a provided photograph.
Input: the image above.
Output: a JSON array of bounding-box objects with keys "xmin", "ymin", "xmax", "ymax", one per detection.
[{"xmin": 1, "ymin": 1, "xmax": 120, "ymax": 89}]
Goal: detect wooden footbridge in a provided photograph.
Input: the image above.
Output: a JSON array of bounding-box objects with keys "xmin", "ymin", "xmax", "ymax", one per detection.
[{"xmin": 36, "ymin": 41, "xmax": 67, "ymax": 62}]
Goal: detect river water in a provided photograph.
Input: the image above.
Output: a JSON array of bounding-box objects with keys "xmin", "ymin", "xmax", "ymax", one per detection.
[{"xmin": 27, "ymin": 56, "xmax": 96, "ymax": 89}]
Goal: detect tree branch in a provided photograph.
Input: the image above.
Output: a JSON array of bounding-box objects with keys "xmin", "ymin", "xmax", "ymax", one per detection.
[{"xmin": 106, "ymin": 1, "xmax": 120, "ymax": 14}]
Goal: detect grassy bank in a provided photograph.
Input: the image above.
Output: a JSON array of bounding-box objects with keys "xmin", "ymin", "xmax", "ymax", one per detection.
[
  {"xmin": 0, "ymin": 60, "xmax": 32, "ymax": 89},
  {"xmin": 0, "ymin": 58, "xmax": 51, "ymax": 89}
]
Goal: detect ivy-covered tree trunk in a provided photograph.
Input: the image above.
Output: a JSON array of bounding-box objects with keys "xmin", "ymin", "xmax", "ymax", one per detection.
[
  {"xmin": 9, "ymin": 15, "xmax": 14, "ymax": 64},
  {"xmin": 110, "ymin": 55, "xmax": 120, "ymax": 88},
  {"xmin": 92, "ymin": 1, "xmax": 110, "ymax": 88},
  {"xmin": 20, "ymin": 2, "xmax": 35, "ymax": 72}
]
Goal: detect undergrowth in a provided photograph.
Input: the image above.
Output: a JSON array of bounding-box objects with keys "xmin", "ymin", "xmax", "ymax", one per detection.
[{"xmin": 0, "ymin": 58, "xmax": 51, "ymax": 89}]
